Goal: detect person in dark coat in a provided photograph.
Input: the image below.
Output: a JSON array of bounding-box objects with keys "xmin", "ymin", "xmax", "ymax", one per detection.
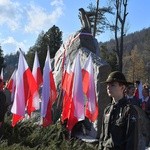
[
  {"xmin": 99, "ymin": 71, "xmax": 138, "ymax": 150},
  {"xmin": 0, "ymin": 78, "xmax": 6, "ymax": 139}
]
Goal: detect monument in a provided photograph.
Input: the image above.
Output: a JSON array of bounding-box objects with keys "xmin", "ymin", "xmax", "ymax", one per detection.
[{"xmin": 52, "ymin": 8, "xmax": 111, "ymax": 140}]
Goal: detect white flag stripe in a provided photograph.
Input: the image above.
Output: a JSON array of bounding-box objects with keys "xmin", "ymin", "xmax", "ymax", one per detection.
[
  {"xmin": 11, "ymin": 51, "xmax": 26, "ymax": 116},
  {"xmin": 32, "ymin": 51, "xmax": 41, "ymax": 110},
  {"xmin": 72, "ymin": 53, "xmax": 85, "ymax": 121},
  {"xmin": 85, "ymin": 54, "xmax": 96, "ymax": 112},
  {"xmin": 41, "ymin": 49, "xmax": 51, "ymax": 117}
]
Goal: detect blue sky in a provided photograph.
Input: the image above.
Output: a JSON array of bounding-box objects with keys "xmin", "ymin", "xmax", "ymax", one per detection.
[{"xmin": 0, "ymin": 0, "xmax": 150, "ymax": 55}]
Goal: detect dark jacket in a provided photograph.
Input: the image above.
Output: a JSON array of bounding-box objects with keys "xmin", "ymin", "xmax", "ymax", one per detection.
[
  {"xmin": 126, "ymin": 96, "xmax": 141, "ymax": 108},
  {"xmin": 142, "ymin": 96, "xmax": 150, "ymax": 119},
  {"xmin": 99, "ymin": 97, "xmax": 138, "ymax": 150}
]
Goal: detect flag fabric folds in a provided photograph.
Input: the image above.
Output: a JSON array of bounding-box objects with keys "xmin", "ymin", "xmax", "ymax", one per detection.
[
  {"xmin": 61, "ymin": 60, "xmax": 74, "ymax": 122},
  {"xmin": 41, "ymin": 48, "xmax": 57, "ymax": 127},
  {"xmin": 6, "ymin": 69, "xmax": 16, "ymax": 93},
  {"xmin": 31, "ymin": 51, "xmax": 43, "ymax": 112},
  {"xmin": 66, "ymin": 53, "xmax": 85, "ymax": 131},
  {"xmin": 11, "ymin": 51, "xmax": 37, "ymax": 127},
  {"xmin": 6, "ymin": 69, "xmax": 17, "ymax": 102},
  {"xmin": 0, "ymin": 68, "xmax": 3, "ymax": 80},
  {"xmin": 82, "ymin": 53, "xmax": 98, "ymax": 122},
  {"xmin": 8, "ymin": 49, "xmax": 98, "ymax": 130},
  {"xmin": 32, "ymin": 51, "xmax": 43, "ymax": 89}
]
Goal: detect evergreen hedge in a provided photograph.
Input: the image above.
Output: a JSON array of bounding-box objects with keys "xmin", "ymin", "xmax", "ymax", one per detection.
[{"xmin": 0, "ymin": 116, "xmax": 98, "ymax": 150}]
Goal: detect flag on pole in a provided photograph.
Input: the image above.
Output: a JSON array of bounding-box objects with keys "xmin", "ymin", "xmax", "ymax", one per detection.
[
  {"xmin": 6, "ymin": 69, "xmax": 17, "ymax": 102},
  {"xmin": 30, "ymin": 51, "xmax": 43, "ymax": 112},
  {"xmin": 32, "ymin": 51, "xmax": 43, "ymax": 89},
  {"xmin": 41, "ymin": 48, "xmax": 57, "ymax": 127},
  {"xmin": 82, "ymin": 53, "xmax": 98, "ymax": 122},
  {"xmin": 6, "ymin": 69, "xmax": 16, "ymax": 92},
  {"xmin": 0, "ymin": 68, "xmax": 3, "ymax": 80},
  {"xmin": 61, "ymin": 60, "xmax": 74, "ymax": 122},
  {"xmin": 66, "ymin": 53, "xmax": 85, "ymax": 131},
  {"xmin": 11, "ymin": 51, "xmax": 37, "ymax": 127}
]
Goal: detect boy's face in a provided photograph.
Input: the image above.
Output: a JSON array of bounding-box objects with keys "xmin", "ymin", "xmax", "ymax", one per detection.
[{"xmin": 107, "ymin": 81, "xmax": 125, "ymax": 98}]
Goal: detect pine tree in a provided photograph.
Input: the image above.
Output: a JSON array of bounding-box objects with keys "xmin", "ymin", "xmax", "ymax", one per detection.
[{"xmin": 26, "ymin": 25, "xmax": 62, "ymax": 70}]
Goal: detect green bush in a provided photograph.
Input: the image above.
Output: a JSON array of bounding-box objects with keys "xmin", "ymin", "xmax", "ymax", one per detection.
[{"xmin": 0, "ymin": 115, "xmax": 98, "ymax": 150}]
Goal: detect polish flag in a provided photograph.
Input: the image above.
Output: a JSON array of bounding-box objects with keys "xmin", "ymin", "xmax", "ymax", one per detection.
[
  {"xmin": 0, "ymin": 68, "xmax": 3, "ymax": 80},
  {"xmin": 61, "ymin": 60, "xmax": 74, "ymax": 122},
  {"xmin": 82, "ymin": 53, "xmax": 98, "ymax": 122},
  {"xmin": 41, "ymin": 48, "xmax": 57, "ymax": 127},
  {"xmin": 30, "ymin": 51, "xmax": 43, "ymax": 112},
  {"xmin": 6, "ymin": 69, "xmax": 16, "ymax": 92},
  {"xmin": 11, "ymin": 51, "xmax": 38, "ymax": 127},
  {"xmin": 6, "ymin": 69, "xmax": 17, "ymax": 102},
  {"xmin": 66, "ymin": 53, "xmax": 85, "ymax": 131},
  {"xmin": 62, "ymin": 59, "xmax": 72, "ymax": 93},
  {"xmin": 32, "ymin": 51, "xmax": 43, "ymax": 89}
]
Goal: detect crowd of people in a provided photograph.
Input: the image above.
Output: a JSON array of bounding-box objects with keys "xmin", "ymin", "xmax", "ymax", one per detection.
[{"xmin": 125, "ymin": 80, "xmax": 150, "ymax": 119}]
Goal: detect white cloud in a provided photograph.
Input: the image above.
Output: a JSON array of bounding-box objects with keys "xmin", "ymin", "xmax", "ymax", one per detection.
[
  {"xmin": 1, "ymin": 37, "xmax": 28, "ymax": 54},
  {"xmin": 0, "ymin": 0, "xmax": 64, "ymax": 33},
  {"xmin": 24, "ymin": 1, "xmax": 64, "ymax": 33},
  {"xmin": 0, "ymin": 0, "xmax": 65, "ymax": 54},
  {"xmin": 0, "ymin": 0, "xmax": 22, "ymax": 30},
  {"xmin": 50, "ymin": 0, "xmax": 64, "ymax": 6}
]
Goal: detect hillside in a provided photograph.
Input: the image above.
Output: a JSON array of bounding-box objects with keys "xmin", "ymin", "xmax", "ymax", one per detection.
[
  {"xmin": 100, "ymin": 27, "xmax": 150, "ymax": 83},
  {"xmin": 102, "ymin": 27, "xmax": 150, "ymax": 52}
]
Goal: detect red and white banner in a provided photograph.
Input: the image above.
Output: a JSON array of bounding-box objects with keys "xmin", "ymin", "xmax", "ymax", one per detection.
[
  {"xmin": 6, "ymin": 69, "xmax": 17, "ymax": 102},
  {"xmin": 31, "ymin": 51, "xmax": 43, "ymax": 111},
  {"xmin": 41, "ymin": 48, "xmax": 57, "ymax": 127},
  {"xmin": 66, "ymin": 53, "xmax": 85, "ymax": 131},
  {"xmin": 0, "ymin": 68, "xmax": 3, "ymax": 80},
  {"xmin": 61, "ymin": 60, "xmax": 74, "ymax": 122},
  {"xmin": 11, "ymin": 51, "xmax": 37, "ymax": 127},
  {"xmin": 82, "ymin": 53, "xmax": 98, "ymax": 122}
]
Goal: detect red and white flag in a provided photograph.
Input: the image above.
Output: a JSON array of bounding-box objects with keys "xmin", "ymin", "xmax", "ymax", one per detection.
[
  {"xmin": 41, "ymin": 48, "xmax": 57, "ymax": 127},
  {"xmin": 61, "ymin": 60, "xmax": 74, "ymax": 122},
  {"xmin": 62, "ymin": 59, "xmax": 72, "ymax": 93},
  {"xmin": 32, "ymin": 51, "xmax": 43, "ymax": 89},
  {"xmin": 82, "ymin": 53, "xmax": 98, "ymax": 122},
  {"xmin": 0, "ymin": 68, "xmax": 3, "ymax": 80},
  {"xmin": 11, "ymin": 51, "xmax": 37, "ymax": 127},
  {"xmin": 6, "ymin": 69, "xmax": 17, "ymax": 102},
  {"xmin": 66, "ymin": 53, "xmax": 85, "ymax": 131},
  {"xmin": 31, "ymin": 51, "xmax": 43, "ymax": 111}
]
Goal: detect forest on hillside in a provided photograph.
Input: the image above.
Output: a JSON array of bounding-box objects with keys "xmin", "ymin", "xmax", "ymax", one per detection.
[{"xmin": 100, "ymin": 27, "xmax": 150, "ymax": 84}]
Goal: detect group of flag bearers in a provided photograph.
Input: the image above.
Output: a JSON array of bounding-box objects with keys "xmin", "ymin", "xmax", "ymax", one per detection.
[{"xmin": 4, "ymin": 47, "xmax": 98, "ymax": 133}]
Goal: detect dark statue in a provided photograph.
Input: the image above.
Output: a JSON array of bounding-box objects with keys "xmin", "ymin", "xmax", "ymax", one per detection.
[{"xmin": 78, "ymin": 8, "xmax": 96, "ymax": 33}]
